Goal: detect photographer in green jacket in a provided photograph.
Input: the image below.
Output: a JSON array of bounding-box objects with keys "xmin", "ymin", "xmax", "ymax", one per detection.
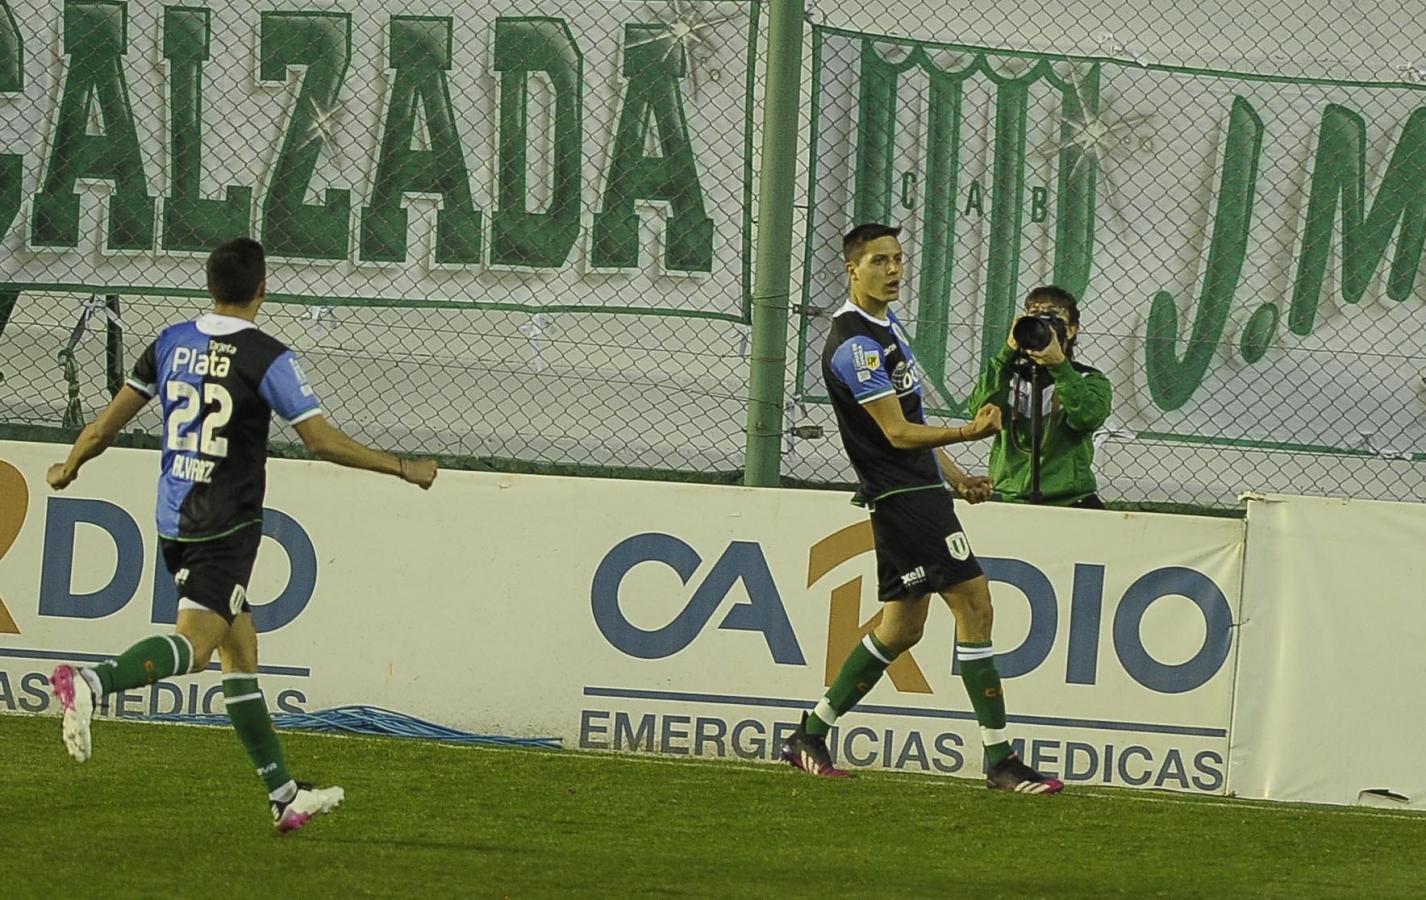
[{"xmin": 969, "ymin": 285, "xmax": 1112, "ymax": 508}]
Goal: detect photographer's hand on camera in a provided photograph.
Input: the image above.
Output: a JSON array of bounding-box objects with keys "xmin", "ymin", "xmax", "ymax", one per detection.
[{"xmin": 1025, "ymin": 331, "xmax": 1066, "ymax": 368}]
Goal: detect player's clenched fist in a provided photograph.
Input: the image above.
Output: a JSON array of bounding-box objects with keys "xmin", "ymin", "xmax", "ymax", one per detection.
[
  {"xmin": 953, "ymin": 474, "xmax": 994, "ymax": 504},
  {"xmin": 47, "ymin": 463, "xmax": 76, "ymax": 490},
  {"xmin": 963, "ymin": 403, "xmax": 1002, "ymax": 441},
  {"xmin": 399, "ymin": 458, "xmax": 438, "ymax": 490}
]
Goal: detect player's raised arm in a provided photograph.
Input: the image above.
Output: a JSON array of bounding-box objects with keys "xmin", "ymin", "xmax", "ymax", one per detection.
[
  {"xmin": 257, "ymin": 347, "xmax": 437, "ymax": 489},
  {"xmin": 292, "ymin": 415, "xmax": 437, "ymax": 489},
  {"xmin": 47, "ymin": 385, "xmax": 151, "ymax": 490}
]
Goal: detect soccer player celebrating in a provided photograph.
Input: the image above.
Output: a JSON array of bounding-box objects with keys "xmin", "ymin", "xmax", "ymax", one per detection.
[
  {"xmin": 45, "ymin": 237, "xmax": 439, "ymax": 832},
  {"xmin": 779, "ymin": 223, "xmax": 1064, "ymax": 794}
]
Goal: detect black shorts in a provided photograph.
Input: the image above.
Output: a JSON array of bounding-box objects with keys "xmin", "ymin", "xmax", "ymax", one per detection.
[
  {"xmin": 160, "ymin": 522, "xmax": 262, "ymax": 623},
  {"xmin": 869, "ymin": 486, "xmax": 983, "ymax": 601}
]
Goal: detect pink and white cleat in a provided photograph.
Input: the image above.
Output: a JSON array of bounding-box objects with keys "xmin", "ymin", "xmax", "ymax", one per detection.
[
  {"xmin": 49, "ymin": 665, "xmax": 95, "ymax": 763},
  {"xmin": 271, "ymin": 783, "xmax": 345, "ymax": 834}
]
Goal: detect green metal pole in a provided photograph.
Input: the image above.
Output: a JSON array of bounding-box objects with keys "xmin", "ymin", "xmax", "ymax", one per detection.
[{"xmin": 743, "ymin": 0, "xmax": 806, "ymax": 487}]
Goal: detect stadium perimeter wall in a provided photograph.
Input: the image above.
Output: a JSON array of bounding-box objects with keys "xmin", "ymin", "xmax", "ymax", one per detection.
[{"xmin": 0, "ymin": 440, "xmax": 1419, "ymax": 809}]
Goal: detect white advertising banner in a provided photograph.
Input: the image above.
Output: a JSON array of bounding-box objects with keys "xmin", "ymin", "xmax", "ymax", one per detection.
[
  {"xmin": 1230, "ymin": 493, "xmax": 1426, "ymax": 810},
  {"xmin": 0, "ymin": 440, "xmax": 1242, "ymax": 792},
  {"xmin": 801, "ymin": 27, "xmax": 1426, "ymax": 455},
  {"xmin": 0, "ymin": 0, "xmax": 757, "ymax": 316}
]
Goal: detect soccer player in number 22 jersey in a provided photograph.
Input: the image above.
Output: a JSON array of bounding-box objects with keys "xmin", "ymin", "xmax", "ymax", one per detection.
[
  {"xmin": 779, "ymin": 223, "xmax": 1064, "ymax": 794},
  {"xmin": 45, "ymin": 238, "xmax": 439, "ymax": 833}
]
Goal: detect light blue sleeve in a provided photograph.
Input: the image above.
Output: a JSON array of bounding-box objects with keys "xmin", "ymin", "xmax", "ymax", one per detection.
[
  {"xmin": 259, "ymin": 351, "xmax": 323, "ymax": 425},
  {"xmin": 828, "ymin": 335, "xmax": 895, "ymax": 403}
]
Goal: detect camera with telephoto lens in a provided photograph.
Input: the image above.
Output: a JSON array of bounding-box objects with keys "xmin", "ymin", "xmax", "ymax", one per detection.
[{"xmin": 1012, "ymin": 313, "xmax": 1069, "ymax": 354}]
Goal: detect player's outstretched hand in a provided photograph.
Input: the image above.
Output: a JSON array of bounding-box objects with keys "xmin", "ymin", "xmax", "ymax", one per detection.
[
  {"xmin": 47, "ymin": 463, "xmax": 76, "ymax": 490},
  {"xmin": 953, "ymin": 474, "xmax": 994, "ymax": 504},
  {"xmin": 962, "ymin": 403, "xmax": 1003, "ymax": 441},
  {"xmin": 399, "ymin": 458, "xmax": 438, "ymax": 490}
]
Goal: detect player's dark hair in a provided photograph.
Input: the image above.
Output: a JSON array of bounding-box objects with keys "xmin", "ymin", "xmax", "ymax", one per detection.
[
  {"xmin": 843, "ymin": 223, "xmax": 902, "ymax": 264},
  {"xmin": 1025, "ymin": 284, "xmax": 1079, "ymax": 327},
  {"xmin": 207, "ymin": 237, "xmax": 266, "ymax": 305}
]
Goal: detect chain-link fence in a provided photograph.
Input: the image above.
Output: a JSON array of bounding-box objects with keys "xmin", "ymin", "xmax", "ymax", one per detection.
[
  {"xmin": 0, "ymin": 0, "xmax": 761, "ymax": 479},
  {"xmin": 3, "ymin": 0, "xmax": 1426, "ymax": 509},
  {"xmin": 783, "ymin": 0, "xmax": 1426, "ymax": 508}
]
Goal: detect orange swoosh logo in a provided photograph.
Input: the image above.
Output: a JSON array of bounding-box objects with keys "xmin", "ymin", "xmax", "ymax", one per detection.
[{"xmin": 0, "ymin": 459, "xmax": 27, "ymax": 634}]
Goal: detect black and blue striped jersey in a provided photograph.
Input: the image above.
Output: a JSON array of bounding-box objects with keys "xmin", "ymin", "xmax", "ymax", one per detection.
[
  {"xmin": 822, "ymin": 301, "xmax": 941, "ymax": 502},
  {"xmin": 127, "ymin": 314, "xmax": 321, "ymax": 540}
]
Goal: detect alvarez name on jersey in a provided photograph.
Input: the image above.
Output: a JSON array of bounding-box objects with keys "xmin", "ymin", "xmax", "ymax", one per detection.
[{"xmin": 127, "ymin": 313, "xmax": 321, "ymax": 540}]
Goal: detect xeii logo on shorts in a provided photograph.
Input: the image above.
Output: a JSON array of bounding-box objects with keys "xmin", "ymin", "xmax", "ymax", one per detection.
[
  {"xmin": 900, "ymin": 566, "xmax": 926, "ymax": 586},
  {"xmin": 946, "ymin": 532, "xmax": 971, "ymax": 561}
]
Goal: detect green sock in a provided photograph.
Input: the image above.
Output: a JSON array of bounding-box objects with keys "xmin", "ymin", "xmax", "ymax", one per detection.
[
  {"xmin": 223, "ymin": 675, "xmax": 294, "ymax": 797},
  {"xmin": 92, "ymin": 634, "xmax": 193, "ymax": 695},
  {"xmin": 806, "ymin": 633, "xmax": 897, "ymax": 737},
  {"xmin": 958, "ymin": 642, "xmax": 1012, "ymax": 766}
]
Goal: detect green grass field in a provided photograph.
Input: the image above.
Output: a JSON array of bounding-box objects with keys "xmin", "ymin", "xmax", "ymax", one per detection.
[{"xmin": 2, "ymin": 714, "xmax": 1422, "ymax": 899}]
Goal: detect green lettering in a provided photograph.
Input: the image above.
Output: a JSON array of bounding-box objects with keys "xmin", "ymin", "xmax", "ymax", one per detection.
[
  {"xmin": 259, "ymin": 11, "xmax": 352, "ymax": 260},
  {"xmin": 490, "ymin": 17, "xmax": 583, "ymax": 269},
  {"xmin": 591, "ymin": 24, "xmax": 712, "ymax": 271},
  {"xmin": 0, "ymin": 0, "xmax": 23, "ymax": 241},
  {"xmin": 1030, "ymin": 185, "xmax": 1049, "ymax": 223},
  {"xmin": 359, "ymin": 16, "xmax": 480, "ymax": 265},
  {"xmin": 32, "ymin": 1, "xmax": 154, "ymax": 250},
  {"xmin": 899, "ymin": 171, "xmax": 917, "ymax": 210},
  {"xmin": 1052, "ymin": 65, "xmax": 1099, "ymax": 300},
  {"xmin": 0, "ymin": 2, "xmax": 18, "ymax": 90},
  {"xmin": 161, "ymin": 7, "xmax": 252, "ymax": 252},
  {"xmin": 1145, "ymin": 96, "xmax": 1263, "ymax": 411},
  {"xmin": 1240, "ymin": 303, "xmax": 1277, "ymax": 364},
  {"xmin": 980, "ymin": 81, "xmax": 1030, "ymax": 368},
  {"xmin": 1289, "ymin": 104, "xmax": 1426, "ymax": 335},
  {"xmin": 962, "ymin": 180, "xmax": 983, "ymax": 216}
]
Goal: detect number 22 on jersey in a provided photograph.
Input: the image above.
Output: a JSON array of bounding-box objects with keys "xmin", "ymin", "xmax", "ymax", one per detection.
[{"xmin": 166, "ymin": 381, "xmax": 232, "ymax": 458}]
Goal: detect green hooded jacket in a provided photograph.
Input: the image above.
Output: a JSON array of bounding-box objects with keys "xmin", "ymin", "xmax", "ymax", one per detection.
[{"xmin": 968, "ymin": 344, "xmax": 1112, "ymax": 505}]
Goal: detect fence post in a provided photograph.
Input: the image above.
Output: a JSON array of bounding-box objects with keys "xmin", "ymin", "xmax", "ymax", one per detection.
[{"xmin": 743, "ymin": 0, "xmax": 806, "ymax": 487}]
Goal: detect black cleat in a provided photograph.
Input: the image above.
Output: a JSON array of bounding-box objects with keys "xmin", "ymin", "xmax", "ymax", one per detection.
[
  {"xmin": 779, "ymin": 712, "xmax": 851, "ymax": 778},
  {"xmin": 986, "ymin": 752, "xmax": 1064, "ymax": 794}
]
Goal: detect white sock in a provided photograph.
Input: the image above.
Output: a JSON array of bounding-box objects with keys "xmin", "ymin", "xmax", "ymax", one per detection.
[{"xmin": 79, "ymin": 667, "xmax": 103, "ymax": 698}]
